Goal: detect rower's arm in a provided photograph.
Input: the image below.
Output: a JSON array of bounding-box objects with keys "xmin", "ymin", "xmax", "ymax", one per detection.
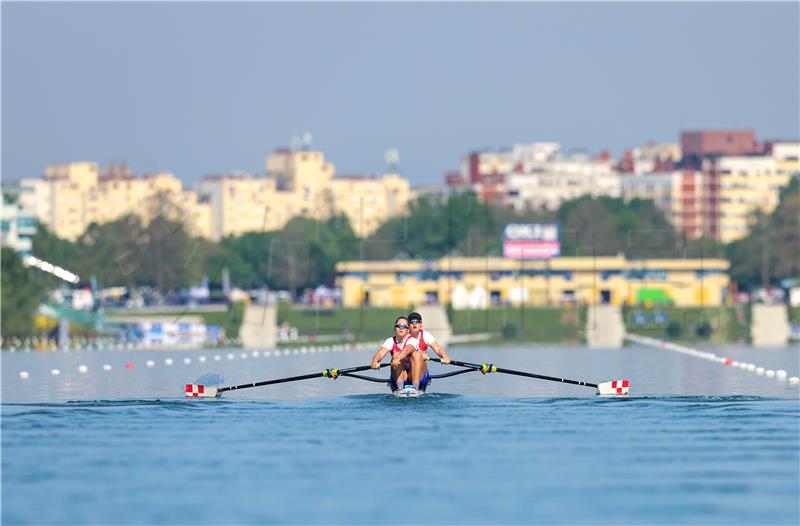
[
  {"xmin": 371, "ymin": 347, "xmax": 390, "ymax": 368},
  {"xmin": 429, "ymin": 341, "xmax": 451, "ymax": 363},
  {"xmin": 394, "ymin": 344, "xmax": 417, "ymax": 362}
]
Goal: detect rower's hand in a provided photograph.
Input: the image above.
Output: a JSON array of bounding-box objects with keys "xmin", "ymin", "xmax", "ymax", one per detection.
[
  {"xmin": 390, "ymin": 358, "xmax": 401, "ymax": 368},
  {"xmin": 370, "ymin": 360, "xmax": 380, "ymax": 369},
  {"xmin": 441, "ymin": 356, "xmax": 451, "ymax": 365}
]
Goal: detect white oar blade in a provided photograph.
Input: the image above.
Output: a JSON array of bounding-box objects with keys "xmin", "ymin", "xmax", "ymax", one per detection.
[
  {"xmin": 185, "ymin": 383, "xmax": 220, "ymax": 398},
  {"xmin": 597, "ymin": 379, "xmax": 630, "ymax": 396}
]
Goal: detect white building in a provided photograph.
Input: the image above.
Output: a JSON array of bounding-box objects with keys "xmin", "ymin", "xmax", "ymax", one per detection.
[{"xmin": 1, "ymin": 192, "xmax": 37, "ymax": 256}]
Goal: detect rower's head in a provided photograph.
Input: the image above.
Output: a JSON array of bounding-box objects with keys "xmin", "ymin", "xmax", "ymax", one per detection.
[
  {"xmin": 393, "ymin": 316, "xmax": 410, "ymax": 336},
  {"xmin": 408, "ymin": 312, "xmax": 423, "ymax": 334}
]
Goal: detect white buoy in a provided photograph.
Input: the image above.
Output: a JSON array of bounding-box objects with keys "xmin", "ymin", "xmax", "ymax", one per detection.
[
  {"xmin": 252, "ymin": 351, "xmax": 260, "ymax": 358},
  {"xmin": 264, "ymin": 350, "xmax": 271, "ymax": 357},
  {"xmin": 78, "ymin": 365, "xmax": 88, "ymax": 374},
  {"xmin": 146, "ymin": 360, "xmax": 155, "ymax": 368},
  {"xmin": 183, "ymin": 357, "xmax": 191, "ymax": 365},
  {"xmin": 103, "ymin": 364, "xmax": 112, "ymax": 371},
  {"xmin": 738, "ymin": 362, "xmax": 748, "ymax": 370},
  {"xmin": 165, "ymin": 358, "xmax": 173, "ymax": 366},
  {"xmin": 227, "ymin": 353, "xmax": 235, "ymax": 360},
  {"xmin": 746, "ymin": 364, "xmax": 756, "ymax": 371},
  {"xmin": 292, "ymin": 349, "xmax": 300, "ymax": 355},
  {"xmin": 301, "ymin": 347, "xmax": 308, "ymax": 354},
  {"xmin": 240, "ymin": 353, "xmax": 248, "ymax": 359},
  {"xmin": 776, "ymin": 370, "xmax": 787, "ymax": 380},
  {"xmin": 199, "ymin": 355, "xmax": 207, "ymax": 363},
  {"xmin": 756, "ymin": 367, "xmax": 765, "ymax": 375},
  {"xmin": 766, "ymin": 370, "xmax": 776, "ymax": 378},
  {"xmin": 731, "ymin": 361, "xmax": 740, "ymax": 367},
  {"xmin": 213, "ymin": 355, "xmax": 221, "ymax": 361},
  {"xmin": 50, "ymin": 368, "xmax": 61, "ymax": 376},
  {"xmin": 789, "ymin": 377, "xmax": 799, "ymax": 385},
  {"xmin": 19, "ymin": 371, "xmax": 29, "ymax": 379},
  {"xmin": 283, "ymin": 349, "xmax": 290, "ymax": 356}
]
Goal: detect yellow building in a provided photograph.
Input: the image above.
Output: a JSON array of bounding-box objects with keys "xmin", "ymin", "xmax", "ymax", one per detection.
[
  {"xmin": 336, "ymin": 256, "xmax": 730, "ymax": 308},
  {"xmin": 44, "ymin": 163, "xmax": 212, "ymax": 240},
  {"xmin": 196, "ymin": 173, "xmax": 293, "ymax": 239},
  {"xmin": 716, "ymin": 155, "xmax": 794, "ymax": 243},
  {"xmin": 329, "ymin": 173, "xmax": 414, "ymax": 237},
  {"xmin": 45, "ymin": 162, "xmax": 99, "ymax": 240},
  {"xmin": 40, "ymin": 148, "xmax": 415, "ymax": 241},
  {"xmin": 265, "ymin": 149, "xmax": 415, "ymax": 237}
]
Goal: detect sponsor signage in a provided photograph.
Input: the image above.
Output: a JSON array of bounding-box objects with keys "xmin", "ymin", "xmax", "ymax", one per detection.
[{"xmin": 503, "ymin": 222, "xmax": 560, "ymax": 260}]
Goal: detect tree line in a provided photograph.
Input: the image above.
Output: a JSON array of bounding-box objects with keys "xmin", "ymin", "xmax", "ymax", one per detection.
[{"xmin": 2, "ymin": 183, "xmax": 798, "ymax": 336}]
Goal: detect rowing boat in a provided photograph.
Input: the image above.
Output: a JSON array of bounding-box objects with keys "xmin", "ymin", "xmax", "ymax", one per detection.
[
  {"xmin": 184, "ymin": 358, "xmax": 630, "ymax": 398},
  {"xmin": 393, "ymin": 385, "xmax": 425, "ymax": 398}
]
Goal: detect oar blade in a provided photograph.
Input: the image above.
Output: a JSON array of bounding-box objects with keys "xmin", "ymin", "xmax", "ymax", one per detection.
[
  {"xmin": 185, "ymin": 383, "xmax": 221, "ymax": 398},
  {"xmin": 596, "ymin": 379, "xmax": 630, "ymax": 396}
]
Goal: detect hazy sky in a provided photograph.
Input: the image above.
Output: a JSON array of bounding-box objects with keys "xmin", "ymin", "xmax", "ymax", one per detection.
[{"xmin": 3, "ymin": 1, "xmax": 798, "ymax": 186}]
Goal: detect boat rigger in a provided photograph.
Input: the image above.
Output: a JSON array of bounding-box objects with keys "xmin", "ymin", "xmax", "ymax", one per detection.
[{"xmin": 184, "ymin": 358, "xmax": 630, "ymax": 398}]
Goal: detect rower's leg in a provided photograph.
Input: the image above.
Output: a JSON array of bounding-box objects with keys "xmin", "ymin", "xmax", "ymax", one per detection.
[
  {"xmin": 390, "ymin": 363, "xmax": 407, "ymax": 391},
  {"xmin": 410, "ymin": 351, "xmax": 428, "ymax": 388}
]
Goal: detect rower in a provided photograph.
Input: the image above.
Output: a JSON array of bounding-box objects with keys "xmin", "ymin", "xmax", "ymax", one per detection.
[
  {"xmin": 370, "ymin": 316, "xmax": 425, "ymax": 391},
  {"xmin": 407, "ymin": 311, "xmax": 451, "ymax": 383}
]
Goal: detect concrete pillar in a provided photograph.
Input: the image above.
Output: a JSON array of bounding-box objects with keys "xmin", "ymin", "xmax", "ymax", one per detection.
[
  {"xmin": 412, "ymin": 305, "xmax": 451, "ymax": 348},
  {"xmin": 239, "ymin": 303, "xmax": 277, "ymax": 348},
  {"xmin": 751, "ymin": 304, "xmax": 790, "ymax": 347},
  {"xmin": 585, "ymin": 304, "xmax": 625, "ymax": 348}
]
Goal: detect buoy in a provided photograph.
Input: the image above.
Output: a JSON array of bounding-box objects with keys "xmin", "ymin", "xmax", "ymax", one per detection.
[
  {"xmin": 789, "ymin": 377, "xmax": 799, "ymax": 385},
  {"xmin": 165, "ymin": 358, "xmax": 173, "ymax": 366},
  {"xmin": 183, "ymin": 358, "xmax": 191, "ymax": 365},
  {"xmin": 126, "ymin": 362, "xmax": 134, "ymax": 369},
  {"xmin": 264, "ymin": 350, "xmax": 271, "ymax": 357},
  {"xmin": 78, "ymin": 365, "xmax": 88, "ymax": 374},
  {"xmin": 213, "ymin": 355, "xmax": 221, "ymax": 361},
  {"xmin": 756, "ymin": 367, "xmax": 765, "ymax": 375},
  {"xmin": 146, "ymin": 360, "xmax": 155, "ymax": 368},
  {"xmin": 746, "ymin": 364, "xmax": 756, "ymax": 371},
  {"xmin": 252, "ymin": 351, "xmax": 260, "ymax": 358},
  {"xmin": 199, "ymin": 355, "xmax": 207, "ymax": 363},
  {"xmin": 19, "ymin": 371, "xmax": 29, "ymax": 380},
  {"xmin": 283, "ymin": 349, "xmax": 291, "ymax": 356},
  {"xmin": 103, "ymin": 364, "xmax": 112, "ymax": 371},
  {"xmin": 227, "ymin": 353, "xmax": 235, "ymax": 360},
  {"xmin": 240, "ymin": 353, "xmax": 248, "ymax": 359},
  {"xmin": 776, "ymin": 370, "xmax": 787, "ymax": 380},
  {"xmin": 766, "ymin": 370, "xmax": 776, "ymax": 378}
]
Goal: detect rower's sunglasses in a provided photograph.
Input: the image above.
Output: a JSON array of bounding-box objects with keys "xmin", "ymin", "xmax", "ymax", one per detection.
[{"xmin": 394, "ymin": 323, "xmax": 409, "ymax": 329}]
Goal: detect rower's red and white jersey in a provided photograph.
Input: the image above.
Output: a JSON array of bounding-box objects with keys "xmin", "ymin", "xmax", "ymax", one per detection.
[
  {"xmin": 381, "ymin": 335, "xmax": 419, "ymax": 354},
  {"xmin": 415, "ymin": 330, "xmax": 437, "ymax": 352}
]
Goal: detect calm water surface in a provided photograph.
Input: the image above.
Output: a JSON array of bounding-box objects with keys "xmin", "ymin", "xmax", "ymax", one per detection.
[{"xmin": 3, "ymin": 344, "xmax": 799, "ymax": 525}]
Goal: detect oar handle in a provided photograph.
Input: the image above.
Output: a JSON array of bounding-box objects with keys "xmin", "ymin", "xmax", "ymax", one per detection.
[
  {"xmin": 429, "ymin": 358, "xmax": 598, "ymax": 389},
  {"xmin": 219, "ymin": 363, "xmax": 390, "ymax": 393}
]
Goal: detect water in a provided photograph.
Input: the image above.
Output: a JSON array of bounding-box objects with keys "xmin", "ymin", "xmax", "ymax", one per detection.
[{"xmin": 3, "ymin": 344, "xmax": 799, "ymax": 525}]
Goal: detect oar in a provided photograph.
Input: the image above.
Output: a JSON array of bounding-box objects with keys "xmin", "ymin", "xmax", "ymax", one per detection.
[
  {"xmin": 185, "ymin": 363, "xmax": 390, "ymax": 398},
  {"xmin": 428, "ymin": 358, "xmax": 630, "ymax": 396}
]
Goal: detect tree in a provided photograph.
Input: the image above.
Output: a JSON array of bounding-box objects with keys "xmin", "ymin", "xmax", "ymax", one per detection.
[
  {"xmin": 1, "ymin": 248, "xmax": 44, "ymax": 337},
  {"xmin": 726, "ymin": 177, "xmax": 800, "ymax": 289}
]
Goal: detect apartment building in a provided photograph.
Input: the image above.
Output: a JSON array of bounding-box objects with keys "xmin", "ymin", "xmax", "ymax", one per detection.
[{"xmin": 623, "ymin": 133, "xmax": 797, "ymax": 243}]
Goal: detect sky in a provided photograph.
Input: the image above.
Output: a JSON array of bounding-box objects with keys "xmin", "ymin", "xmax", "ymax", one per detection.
[{"xmin": 3, "ymin": 1, "xmax": 799, "ymax": 187}]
